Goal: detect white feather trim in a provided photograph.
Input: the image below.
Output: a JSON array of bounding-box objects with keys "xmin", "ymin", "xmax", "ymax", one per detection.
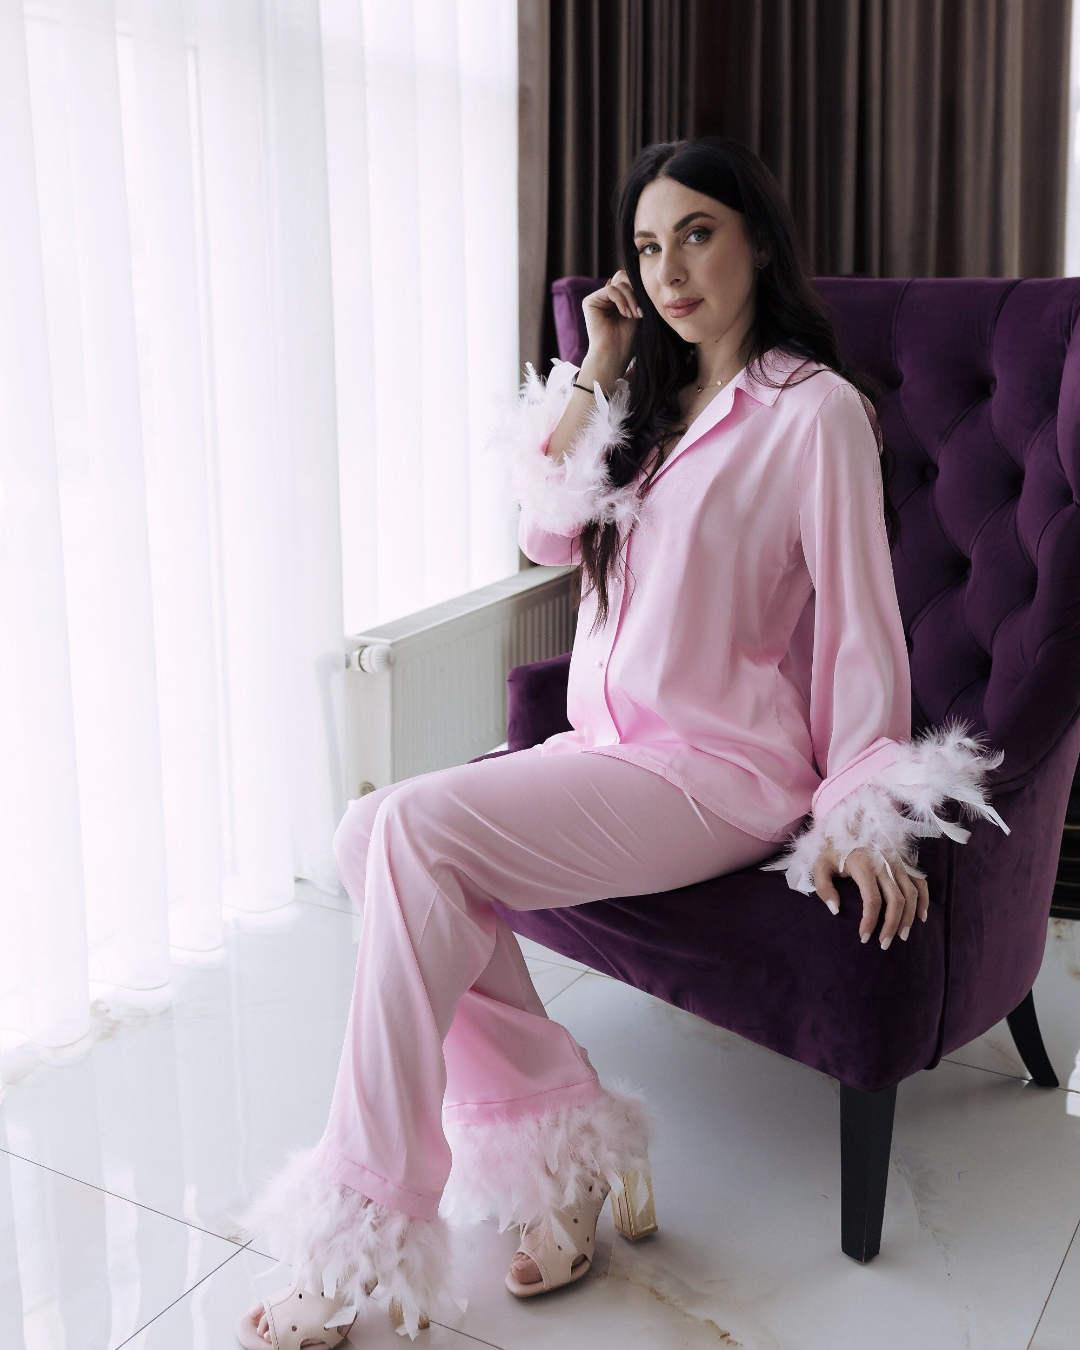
[
  {"xmin": 438, "ymin": 1080, "xmax": 656, "ymax": 1247},
  {"xmin": 228, "ymin": 1146, "xmax": 456, "ymax": 1341},
  {"xmin": 760, "ymin": 718, "xmax": 1011, "ymax": 895},
  {"xmin": 501, "ymin": 358, "xmax": 643, "ymax": 536}
]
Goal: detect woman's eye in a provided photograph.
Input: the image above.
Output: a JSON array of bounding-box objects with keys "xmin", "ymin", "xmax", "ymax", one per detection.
[{"xmin": 638, "ymin": 229, "xmax": 709, "ymax": 255}]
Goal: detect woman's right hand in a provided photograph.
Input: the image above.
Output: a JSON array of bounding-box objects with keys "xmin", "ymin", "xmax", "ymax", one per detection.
[
  {"xmin": 543, "ymin": 271, "xmax": 642, "ymax": 468},
  {"xmin": 811, "ymin": 844, "xmax": 929, "ymax": 949},
  {"xmin": 579, "ymin": 269, "xmax": 643, "ymax": 387}
]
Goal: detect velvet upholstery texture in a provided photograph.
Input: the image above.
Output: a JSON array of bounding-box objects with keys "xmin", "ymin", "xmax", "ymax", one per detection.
[{"xmin": 477, "ymin": 277, "xmax": 1080, "ymax": 1094}]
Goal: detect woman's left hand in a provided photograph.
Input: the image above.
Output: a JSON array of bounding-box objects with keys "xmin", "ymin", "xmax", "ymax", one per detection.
[{"xmin": 811, "ymin": 846, "xmax": 930, "ymax": 949}]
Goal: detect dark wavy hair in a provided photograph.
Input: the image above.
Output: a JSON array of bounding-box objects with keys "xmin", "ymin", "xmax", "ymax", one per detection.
[{"xmin": 572, "ymin": 135, "xmax": 899, "ymax": 633}]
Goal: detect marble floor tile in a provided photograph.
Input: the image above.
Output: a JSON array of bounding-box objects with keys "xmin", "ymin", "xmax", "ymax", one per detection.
[
  {"xmin": 521, "ymin": 959, "xmax": 589, "ymax": 1005},
  {"xmin": 943, "ymin": 918, "xmax": 1080, "ymax": 1093},
  {"xmin": 294, "ymin": 876, "xmax": 356, "ymax": 916},
  {"xmin": 0, "ymin": 894, "xmax": 594, "ymax": 1260},
  {"xmin": 0, "ymin": 1148, "xmax": 243, "ymax": 1350},
  {"xmin": 0, "ymin": 901, "xmax": 361, "ymax": 1249},
  {"xmin": 430, "ymin": 970, "xmax": 1080, "ymax": 1350},
  {"xmin": 1030, "ymin": 1219, "xmax": 1080, "ymax": 1350},
  {"xmin": 514, "ymin": 934, "xmax": 594, "ymax": 975}
]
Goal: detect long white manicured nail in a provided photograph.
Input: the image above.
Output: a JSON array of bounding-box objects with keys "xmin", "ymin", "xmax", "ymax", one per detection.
[
  {"xmin": 826, "ymin": 899, "xmax": 839, "ymax": 915},
  {"xmin": 900, "ymin": 925, "xmax": 911, "ymax": 941},
  {"xmin": 860, "ymin": 932, "xmax": 870, "ymax": 944},
  {"xmin": 880, "ymin": 934, "xmax": 893, "ymax": 950}
]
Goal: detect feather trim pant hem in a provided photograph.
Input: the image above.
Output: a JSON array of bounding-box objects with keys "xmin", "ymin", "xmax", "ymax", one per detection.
[{"xmin": 440, "ymin": 1078, "xmax": 657, "ymax": 1232}]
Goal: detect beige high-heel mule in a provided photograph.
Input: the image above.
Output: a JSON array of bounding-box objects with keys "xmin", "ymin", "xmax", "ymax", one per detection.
[
  {"xmin": 505, "ymin": 1166, "xmax": 658, "ymax": 1298},
  {"xmin": 237, "ymin": 1278, "xmax": 430, "ymax": 1347}
]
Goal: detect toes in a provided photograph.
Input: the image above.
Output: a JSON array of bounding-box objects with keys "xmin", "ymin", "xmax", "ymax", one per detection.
[
  {"xmin": 511, "ymin": 1249, "xmax": 589, "ymax": 1286},
  {"xmin": 511, "ymin": 1254, "xmax": 541, "ymax": 1284}
]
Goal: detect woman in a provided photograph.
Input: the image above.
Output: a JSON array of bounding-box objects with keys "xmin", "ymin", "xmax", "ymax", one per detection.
[{"xmin": 233, "ymin": 136, "xmax": 1007, "ymax": 1347}]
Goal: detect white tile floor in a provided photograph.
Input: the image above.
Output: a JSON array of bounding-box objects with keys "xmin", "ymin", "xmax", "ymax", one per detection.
[{"xmin": 1, "ymin": 880, "xmax": 1078, "ymax": 1350}]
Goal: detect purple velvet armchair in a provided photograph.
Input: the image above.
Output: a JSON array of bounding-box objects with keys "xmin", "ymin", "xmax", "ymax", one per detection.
[{"xmin": 474, "ymin": 276, "xmax": 1080, "ymax": 1264}]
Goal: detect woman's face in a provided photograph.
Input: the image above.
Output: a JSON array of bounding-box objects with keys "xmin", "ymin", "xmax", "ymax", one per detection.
[{"xmin": 633, "ymin": 175, "xmax": 762, "ymax": 349}]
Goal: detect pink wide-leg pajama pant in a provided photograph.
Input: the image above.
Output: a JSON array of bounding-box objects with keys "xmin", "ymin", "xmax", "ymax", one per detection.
[{"xmin": 237, "ymin": 742, "xmax": 796, "ymax": 1336}]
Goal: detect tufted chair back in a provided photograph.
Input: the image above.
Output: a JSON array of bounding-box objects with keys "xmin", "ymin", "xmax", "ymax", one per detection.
[
  {"xmin": 814, "ymin": 278, "xmax": 1080, "ymax": 798},
  {"xmin": 549, "ymin": 275, "xmax": 1080, "ymax": 1055},
  {"xmin": 550, "ymin": 275, "xmax": 1080, "ymax": 797}
]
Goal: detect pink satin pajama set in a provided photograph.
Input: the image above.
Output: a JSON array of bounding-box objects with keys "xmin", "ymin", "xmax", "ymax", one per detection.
[{"xmin": 238, "ymin": 346, "xmax": 1004, "ymax": 1333}]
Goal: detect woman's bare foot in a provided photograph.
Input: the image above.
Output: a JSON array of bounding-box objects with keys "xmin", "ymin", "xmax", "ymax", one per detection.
[
  {"xmin": 247, "ymin": 1303, "xmax": 272, "ymax": 1343},
  {"xmin": 510, "ymin": 1251, "xmax": 587, "ymax": 1284}
]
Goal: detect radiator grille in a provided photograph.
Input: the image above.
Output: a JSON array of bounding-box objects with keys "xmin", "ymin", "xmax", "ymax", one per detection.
[{"xmin": 344, "ymin": 566, "xmax": 573, "ymax": 793}]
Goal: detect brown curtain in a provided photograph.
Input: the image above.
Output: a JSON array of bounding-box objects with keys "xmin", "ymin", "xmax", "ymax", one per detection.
[
  {"xmin": 694, "ymin": 0, "xmax": 1071, "ymax": 279},
  {"xmin": 518, "ymin": 0, "xmax": 697, "ymax": 374},
  {"xmin": 518, "ymin": 0, "xmax": 1072, "ymax": 371}
]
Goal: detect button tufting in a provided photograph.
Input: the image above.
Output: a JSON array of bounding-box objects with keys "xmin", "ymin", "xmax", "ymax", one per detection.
[{"xmin": 923, "ymin": 462, "xmax": 939, "ymax": 481}]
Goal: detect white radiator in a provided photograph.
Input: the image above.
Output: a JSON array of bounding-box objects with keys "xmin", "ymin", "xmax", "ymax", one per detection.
[{"xmin": 343, "ymin": 565, "xmax": 574, "ymax": 796}]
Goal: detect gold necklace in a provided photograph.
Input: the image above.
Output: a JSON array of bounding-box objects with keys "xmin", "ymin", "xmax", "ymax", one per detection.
[{"xmin": 695, "ymin": 366, "xmax": 743, "ymax": 392}]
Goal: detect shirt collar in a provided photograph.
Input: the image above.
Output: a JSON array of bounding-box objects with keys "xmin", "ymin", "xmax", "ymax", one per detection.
[{"xmin": 645, "ymin": 344, "xmax": 816, "ymax": 485}]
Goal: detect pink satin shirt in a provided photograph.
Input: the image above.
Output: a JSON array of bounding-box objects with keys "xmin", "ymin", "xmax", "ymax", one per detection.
[{"xmin": 516, "ymin": 347, "xmax": 912, "ymax": 844}]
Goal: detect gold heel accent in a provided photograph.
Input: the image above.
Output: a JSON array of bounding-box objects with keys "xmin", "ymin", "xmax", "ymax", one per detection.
[
  {"xmin": 388, "ymin": 1297, "xmax": 430, "ymax": 1332},
  {"xmin": 610, "ymin": 1168, "xmax": 658, "ymax": 1240}
]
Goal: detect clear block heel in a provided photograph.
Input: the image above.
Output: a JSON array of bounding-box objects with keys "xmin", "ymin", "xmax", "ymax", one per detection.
[
  {"xmin": 388, "ymin": 1296, "xmax": 430, "ymax": 1333},
  {"xmin": 610, "ymin": 1167, "xmax": 658, "ymax": 1241}
]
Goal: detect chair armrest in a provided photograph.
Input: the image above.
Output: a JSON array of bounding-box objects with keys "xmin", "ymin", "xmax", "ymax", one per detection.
[
  {"xmin": 507, "ymin": 652, "xmax": 572, "ymax": 750},
  {"xmin": 939, "ymin": 714, "xmax": 1080, "ymax": 1056}
]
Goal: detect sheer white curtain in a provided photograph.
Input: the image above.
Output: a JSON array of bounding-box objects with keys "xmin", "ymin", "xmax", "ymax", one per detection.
[{"xmin": 0, "ymin": 0, "xmax": 519, "ymax": 1072}]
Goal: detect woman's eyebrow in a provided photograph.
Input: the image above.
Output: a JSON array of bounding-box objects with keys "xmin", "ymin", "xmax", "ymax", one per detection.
[{"xmin": 633, "ymin": 211, "xmax": 716, "ymax": 239}]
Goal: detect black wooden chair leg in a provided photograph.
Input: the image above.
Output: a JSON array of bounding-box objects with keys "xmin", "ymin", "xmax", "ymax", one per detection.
[
  {"xmin": 839, "ymin": 1082, "xmax": 897, "ymax": 1263},
  {"xmin": 1005, "ymin": 989, "xmax": 1059, "ymax": 1087}
]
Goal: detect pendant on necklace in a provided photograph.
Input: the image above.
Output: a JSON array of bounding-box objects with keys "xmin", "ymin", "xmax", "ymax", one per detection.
[{"xmin": 694, "ymin": 377, "xmax": 725, "ymax": 393}]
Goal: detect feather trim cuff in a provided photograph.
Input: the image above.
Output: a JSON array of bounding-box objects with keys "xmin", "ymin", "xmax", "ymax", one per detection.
[
  {"xmin": 502, "ymin": 358, "xmax": 643, "ymax": 535},
  {"xmin": 228, "ymin": 1146, "xmax": 459, "ymax": 1340},
  {"xmin": 760, "ymin": 719, "xmax": 1011, "ymax": 894},
  {"xmin": 439, "ymin": 1080, "xmax": 656, "ymax": 1237}
]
